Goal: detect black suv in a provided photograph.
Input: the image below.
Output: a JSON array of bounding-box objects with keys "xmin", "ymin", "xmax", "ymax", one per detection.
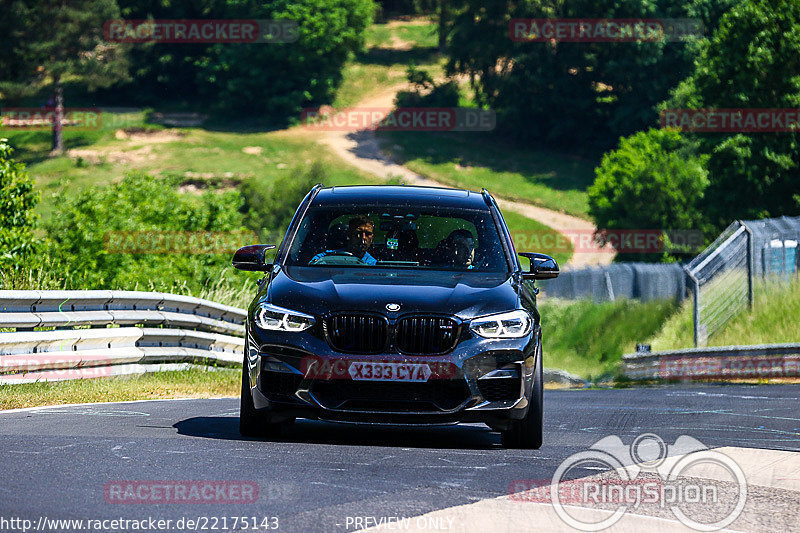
[{"xmin": 233, "ymin": 185, "xmax": 558, "ymax": 448}]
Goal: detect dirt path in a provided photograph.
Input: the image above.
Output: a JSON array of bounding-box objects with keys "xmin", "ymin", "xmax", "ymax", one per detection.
[{"xmin": 318, "ymin": 88, "xmax": 614, "ymax": 267}]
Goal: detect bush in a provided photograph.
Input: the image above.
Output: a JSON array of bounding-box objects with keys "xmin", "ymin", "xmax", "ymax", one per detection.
[
  {"xmin": 44, "ymin": 172, "xmax": 252, "ymax": 293},
  {"xmin": 0, "ymin": 139, "xmax": 39, "ymax": 269},
  {"xmin": 588, "ymin": 128, "xmax": 709, "ymax": 262},
  {"xmin": 239, "ymin": 161, "xmax": 327, "ymax": 243},
  {"xmin": 394, "ymin": 65, "xmax": 460, "ymax": 108}
]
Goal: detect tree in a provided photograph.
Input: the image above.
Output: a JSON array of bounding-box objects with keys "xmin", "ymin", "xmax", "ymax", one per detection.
[
  {"xmin": 445, "ymin": 0, "xmax": 736, "ymax": 153},
  {"xmin": 0, "ymin": 0, "xmax": 129, "ymax": 152},
  {"xmin": 662, "ymin": 0, "xmax": 800, "ymax": 228},
  {"xmin": 110, "ymin": 0, "xmax": 227, "ymax": 106},
  {"xmin": 588, "ymin": 128, "xmax": 709, "ymax": 261},
  {"xmin": 198, "ymin": 0, "xmax": 374, "ymax": 119},
  {"xmin": 0, "ymin": 140, "xmax": 40, "ymax": 268}
]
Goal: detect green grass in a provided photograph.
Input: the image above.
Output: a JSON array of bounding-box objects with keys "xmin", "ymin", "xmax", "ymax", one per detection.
[
  {"xmin": 5, "ymin": 112, "xmax": 384, "ymax": 220},
  {"xmin": 645, "ymin": 277, "xmax": 800, "ymax": 350},
  {"xmin": 334, "ymin": 19, "xmax": 442, "ymax": 108},
  {"xmin": 503, "ymin": 209, "xmax": 572, "ymax": 266},
  {"xmin": 377, "ymin": 130, "xmax": 596, "ymax": 218},
  {"xmin": 364, "ymin": 18, "xmax": 438, "ymax": 50},
  {"xmin": 0, "ymin": 367, "xmax": 239, "ymax": 410},
  {"xmin": 539, "ymin": 298, "xmax": 678, "ymax": 380}
]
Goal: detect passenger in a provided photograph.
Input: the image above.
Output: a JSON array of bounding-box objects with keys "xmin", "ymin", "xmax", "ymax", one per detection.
[{"xmin": 436, "ymin": 229, "xmax": 476, "ymax": 268}]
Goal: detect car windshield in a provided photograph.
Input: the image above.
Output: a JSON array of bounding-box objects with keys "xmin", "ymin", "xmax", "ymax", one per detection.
[{"xmin": 285, "ymin": 205, "xmax": 509, "ymax": 272}]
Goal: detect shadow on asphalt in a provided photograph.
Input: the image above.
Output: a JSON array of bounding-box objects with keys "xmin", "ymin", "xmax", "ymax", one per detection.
[{"xmin": 173, "ymin": 416, "xmax": 504, "ymax": 449}]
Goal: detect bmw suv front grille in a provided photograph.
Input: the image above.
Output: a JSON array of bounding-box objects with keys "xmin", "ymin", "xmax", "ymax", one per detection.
[
  {"xmin": 324, "ymin": 314, "xmax": 460, "ymax": 355},
  {"xmin": 325, "ymin": 314, "xmax": 388, "ymax": 354},
  {"xmin": 396, "ymin": 316, "xmax": 459, "ymax": 355}
]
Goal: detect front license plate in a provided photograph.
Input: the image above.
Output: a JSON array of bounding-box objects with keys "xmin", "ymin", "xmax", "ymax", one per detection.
[{"xmin": 348, "ymin": 362, "xmax": 431, "ymax": 382}]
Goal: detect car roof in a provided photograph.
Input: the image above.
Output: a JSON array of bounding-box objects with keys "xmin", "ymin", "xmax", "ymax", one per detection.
[{"xmin": 312, "ymin": 185, "xmax": 492, "ymax": 210}]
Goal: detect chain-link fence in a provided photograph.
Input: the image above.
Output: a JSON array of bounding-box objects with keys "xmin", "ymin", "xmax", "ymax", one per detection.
[
  {"xmin": 685, "ymin": 216, "xmax": 800, "ymax": 346},
  {"xmin": 538, "ymin": 262, "xmax": 686, "ymax": 302}
]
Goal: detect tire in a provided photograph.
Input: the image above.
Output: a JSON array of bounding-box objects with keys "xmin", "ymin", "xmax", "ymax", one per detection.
[
  {"xmin": 239, "ymin": 362, "xmax": 294, "ymax": 438},
  {"xmin": 501, "ymin": 341, "xmax": 543, "ymax": 449}
]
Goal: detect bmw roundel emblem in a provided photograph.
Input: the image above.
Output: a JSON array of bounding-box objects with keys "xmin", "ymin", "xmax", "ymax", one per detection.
[{"xmin": 386, "ymin": 303, "xmax": 401, "ymax": 312}]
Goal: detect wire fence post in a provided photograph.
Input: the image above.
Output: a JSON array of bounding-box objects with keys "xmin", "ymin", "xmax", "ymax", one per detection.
[
  {"xmin": 685, "ymin": 266, "xmax": 701, "ymax": 348},
  {"xmin": 742, "ymin": 221, "xmax": 754, "ymax": 309}
]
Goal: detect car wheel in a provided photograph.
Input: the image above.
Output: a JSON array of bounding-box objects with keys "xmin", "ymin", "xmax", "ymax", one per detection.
[
  {"xmin": 239, "ymin": 361, "xmax": 294, "ymax": 438},
  {"xmin": 501, "ymin": 342, "xmax": 543, "ymax": 449}
]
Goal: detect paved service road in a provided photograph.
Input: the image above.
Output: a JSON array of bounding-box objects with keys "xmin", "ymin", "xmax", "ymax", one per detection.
[{"xmin": 1, "ymin": 386, "xmax": 799, "ymax": 532}]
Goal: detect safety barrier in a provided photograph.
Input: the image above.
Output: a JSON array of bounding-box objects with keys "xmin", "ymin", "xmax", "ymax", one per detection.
[
  {"xmin": 622, "ymin": 342, "xmax": 800, "ymax": 381},
  {"xmin": 0, "ymin": 290, "xmax": 246, "ymax": 384}
]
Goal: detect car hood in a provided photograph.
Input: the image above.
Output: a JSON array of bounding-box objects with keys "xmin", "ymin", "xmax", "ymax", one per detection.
[{"xmin": 266, "ymin": 266, "xmax": 519, "ymax": 319}]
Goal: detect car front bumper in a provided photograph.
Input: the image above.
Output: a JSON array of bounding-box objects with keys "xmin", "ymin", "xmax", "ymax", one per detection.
[{"xmin": 244, "ymin": 324, "xmax": 540, "ymax": 428}]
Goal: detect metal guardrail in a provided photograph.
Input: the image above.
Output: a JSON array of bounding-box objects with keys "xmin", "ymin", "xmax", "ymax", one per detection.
[
  {"xmin": 622, "ymin": 342, "xmax": 800, "ymax": 381},
  {"xmin": 0, "ymin": 291, "xmax": 247, "ymax": 384}
]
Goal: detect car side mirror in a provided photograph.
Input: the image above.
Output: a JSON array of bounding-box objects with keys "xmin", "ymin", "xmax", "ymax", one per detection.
[
  {"xmin": 519, "ymin": 252, "xmax": 559, "ymax": 280},
  {"xmin": 233, "ymin": 244, "xmax": 276, "ymax": 271}
]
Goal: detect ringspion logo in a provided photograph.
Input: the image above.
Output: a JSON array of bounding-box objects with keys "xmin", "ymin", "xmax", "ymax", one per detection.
[{"xmin": 511, "ymin": 433, "xmax": 747, "ymax": 531}]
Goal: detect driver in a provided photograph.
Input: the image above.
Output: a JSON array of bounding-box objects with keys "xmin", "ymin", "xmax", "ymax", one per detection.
[{"xmin": 310, "ymin": 215, "xmax": 378, "ymax": 265}]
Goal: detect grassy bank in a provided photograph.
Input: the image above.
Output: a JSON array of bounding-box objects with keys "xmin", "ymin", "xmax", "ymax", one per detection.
[
  {"xmin": 645, "ymin": 277, "xmax": 800, "ymax": 350},
  {"xmin": 377, "ymin": 131, "xmax": 596, "ymax": 219},
  {"xmin": 0, "ymin": 367, "xmax": 240, "ymax": 410},
  {"xmin": 5, "ymin": 116, "xmax": 382, "ymax": 221},
  {"xmin": 540, "ymin": 298, "xmax": 678, "ymax": 380}
]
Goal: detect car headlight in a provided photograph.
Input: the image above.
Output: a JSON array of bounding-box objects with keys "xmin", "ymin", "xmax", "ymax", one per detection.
[
  {"xmin": 469, "ymin": 310, "xmax": 532, "ymax": 338},
  {"xmin": 254, "ymin": 303, "xmax": 315, "ymax": 332}
]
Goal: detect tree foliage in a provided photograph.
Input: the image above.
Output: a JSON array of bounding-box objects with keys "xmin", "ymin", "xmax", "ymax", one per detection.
[
  {"xmin": 0, "ymin": 140, "xmax": 40, "ymax": 268},
  {"xmin": 45, "ymin": 173, "xmax": 249, "ymax": 293},
  {"xmin": 445, "ymin": 0, "xmax": 736, "ymax": 153},
  {"xmin": 239, "ymin": 161, "xmax": 327, "ymax": 242},
  {"xmin": 198, "ymin": 0, "xmax": 375, "ymax": 118},
  {"xmin": 0, "ymin": 0, "xmax": 130, "ymax": 150},
  {"xmin": 662, "ymin": 0, "xmax": 800, "ymax": 228},
  {"xmin": 588, "ymin": 128, "xmax": 709, "ymax": 261}
]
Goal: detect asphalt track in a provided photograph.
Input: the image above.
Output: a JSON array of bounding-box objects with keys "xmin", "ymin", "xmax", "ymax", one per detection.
[{"xmin": 1, "ymin": 385, "xmax": 800, "ymax": 532}]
